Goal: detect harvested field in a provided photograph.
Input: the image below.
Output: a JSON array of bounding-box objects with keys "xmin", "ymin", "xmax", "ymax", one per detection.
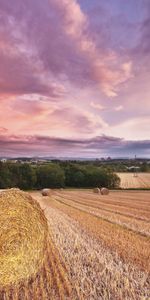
[
  {"xmin": 1, "ymin": 189, "xmax": 149, "ymax": 299},
  {"xmin": 117, "ymin": 172, "xmax": 150, "ymax": 189},
  {"xmin": 0, "ymin": 189, "xmax": 75, "ymax": 300},
  {"xmin": 31, "ymin": 189, "xmax": 150, "ymax": 299}
]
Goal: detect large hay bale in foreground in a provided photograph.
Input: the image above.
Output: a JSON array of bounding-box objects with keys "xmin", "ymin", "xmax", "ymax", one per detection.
[
  {"xmin": 41, "ymin": 188, "xmax": 51, "ymax": 196},
  {"xmin": 93, "ymin": 188, "xmax": 100, "ymax": 194},
  {"xmin": 101, "ymin": 187, "xmax": 109, "ymax": 195},
  {"xmin": 0, "ymin": 188, "xmax": 48, "ymax": 287}
]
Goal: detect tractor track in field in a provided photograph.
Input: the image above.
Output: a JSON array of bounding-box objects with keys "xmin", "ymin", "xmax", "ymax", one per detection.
[
  {"xmin": 35, "ymin": 192, "xmax": 150, "ymax": 300},
  {"xmin": 40, "ymin": 192, "xmax": 150, "ymax": 272},
  {"xmin": 54, "ymin": 191, "xmax": 150, "ymax": 222},
  {"xmin": 52, "ymin": 193, "xmax": 150, "ymax": 238}
]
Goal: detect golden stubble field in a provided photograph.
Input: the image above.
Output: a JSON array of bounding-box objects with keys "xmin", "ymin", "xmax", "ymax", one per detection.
[
  {"xmin": 0, "ymin": 189, "xmax": 74, "ymax": 300},
  {"xmin": 30, "ymin": 189, "xmax": 150, "ymax": 300},
  {"xmin": 0, "ymin": 188, "xmax": 149, "ymax": 299},
  {"xmin": 117, "ymin": 172, "xmax": 150, "ymax": 189}
]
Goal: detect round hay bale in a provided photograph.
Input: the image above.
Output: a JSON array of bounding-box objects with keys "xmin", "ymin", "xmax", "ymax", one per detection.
[
  {"xmin": 0, "ymin": 188, "xmax": 48, "ymax": 287},
  {"xmin": 93, "ymin": 188, "xmax": 100, "ymax": 194},
  {"xmin": 41, "ymin": 188, "xmax": 51, "ymax": 196},
  {"xmin": 101, "ymin": 187, "xmax": 109, "ymax": 195}
]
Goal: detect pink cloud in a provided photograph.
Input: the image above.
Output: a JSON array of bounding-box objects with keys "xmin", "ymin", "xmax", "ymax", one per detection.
[
  {"xmin": 108, "ymin": 116, "xmax": 150, "ymax": 140},
  {"xmin": 0, "ymin": 0, "xmax": 149, "ymax": 158},
  {"xmin": 0, "ymin": 95, "xmax": 108, "ymax": 138},
  {"xmin": 51, "ymin": 0, "xmax": 133, "ymax": 97},
  {"xmin": 0, "ymin": 7, "xmax": 67, "ymax": 98},
  {"xmin": 0, "ymin": 133, "xmax": 149, "ymax": 157},
  {"xmin": 90, "ymin": 102, "xmax": 105, "ymax": 110},
  {"xmin": 0, "ymin": 0, "xmax": 133, "ymax": 99},
  {"xmin": 114, "ymin": 105, "xmax": 124, "ymax": 111},
  {"xmin": 0, "ymin": 127, "xmax": 8, "ymax": 133}
]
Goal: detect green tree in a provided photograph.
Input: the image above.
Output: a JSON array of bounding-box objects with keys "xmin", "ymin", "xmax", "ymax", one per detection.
[
  {"xmin": 0, "ymin": 162, "xmax": 12, "ymax": 188},
  {"xmin": 64, "ymin": 164, "xmax": 86, "ymax": 187},
  {"xmin": 36, "ymin": 164, "xmax": 65, "ymax": 188},
  {"xmin": 140, "ymin": 162, "xmax": 149, "ymax": 172},
  {"xmin": 18, "ymin": 164, "xmax": 36, "ymax": 190}
]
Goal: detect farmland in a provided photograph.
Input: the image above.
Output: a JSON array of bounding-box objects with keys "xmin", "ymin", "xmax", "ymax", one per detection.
[
  {"xmin": 117, "ymin": 172, "xmax": 150, "ymax": 189},
  {"xmin": 0, "ymin": 189, "xmax": 75, "ymax": 299},
  {"xmin": 0, "ymin": 188, "xmax": 150, "ymax": 299},
  {"xmin": 30, "ymin": 189, "xmax": 150, "ymax": 299}
]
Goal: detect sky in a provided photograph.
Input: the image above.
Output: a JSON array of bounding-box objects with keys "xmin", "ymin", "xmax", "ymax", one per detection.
[{"xmin": 0, "ymin": 0, "xmax": 150, "ymax": 158}]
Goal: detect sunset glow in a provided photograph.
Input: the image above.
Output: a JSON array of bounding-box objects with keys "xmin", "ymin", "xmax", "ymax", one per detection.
[{"xmin": 0, "ymin": 0, "xmax": 150, "ymax": 157}]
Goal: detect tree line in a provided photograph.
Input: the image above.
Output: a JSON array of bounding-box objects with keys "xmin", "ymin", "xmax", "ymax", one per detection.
[{"xmin": 0, "ymin": 162, "xmax": 120, "ymax": 190}]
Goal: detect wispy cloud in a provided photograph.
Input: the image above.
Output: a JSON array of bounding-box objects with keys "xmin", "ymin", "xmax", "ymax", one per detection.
[
  {"xmin": 0, "ymin": 0, "xmax": 149, "ymax": 157},
  {"xmin": 0, "ymin": 133, "xmax": 149, "ymax": 157},
  {"xmin": 0, "ymin": 0, "xmax": 134, "ymax": 98},
  {"xmin": 90, "ymin": 102, "xmax": 105, "ymax": 110},
  {"xmin": 114, "ymin": 105, "xmax": 124, "ymax": 111}
]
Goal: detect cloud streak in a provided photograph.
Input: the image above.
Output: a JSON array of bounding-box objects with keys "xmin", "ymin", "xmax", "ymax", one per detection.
[{"xmin": 0, "ymin": 133, "xmax": 149, "ymax": 157}]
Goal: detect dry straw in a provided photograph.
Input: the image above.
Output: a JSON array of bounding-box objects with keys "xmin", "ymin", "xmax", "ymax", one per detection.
[
  {"xmin": 93, "ymin": 188, "xmax": 100, "ymax": 194},
  {"xmin": 41, "ymin": 188, "xmax": 51, "ymax": 196},
  {"xmin": 0, "ymin": 188, "xmax": 48, "ymax": 288},
  {"xmin": 101, "ymin": 187, "xmax": 109, "ymax": 195}
]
